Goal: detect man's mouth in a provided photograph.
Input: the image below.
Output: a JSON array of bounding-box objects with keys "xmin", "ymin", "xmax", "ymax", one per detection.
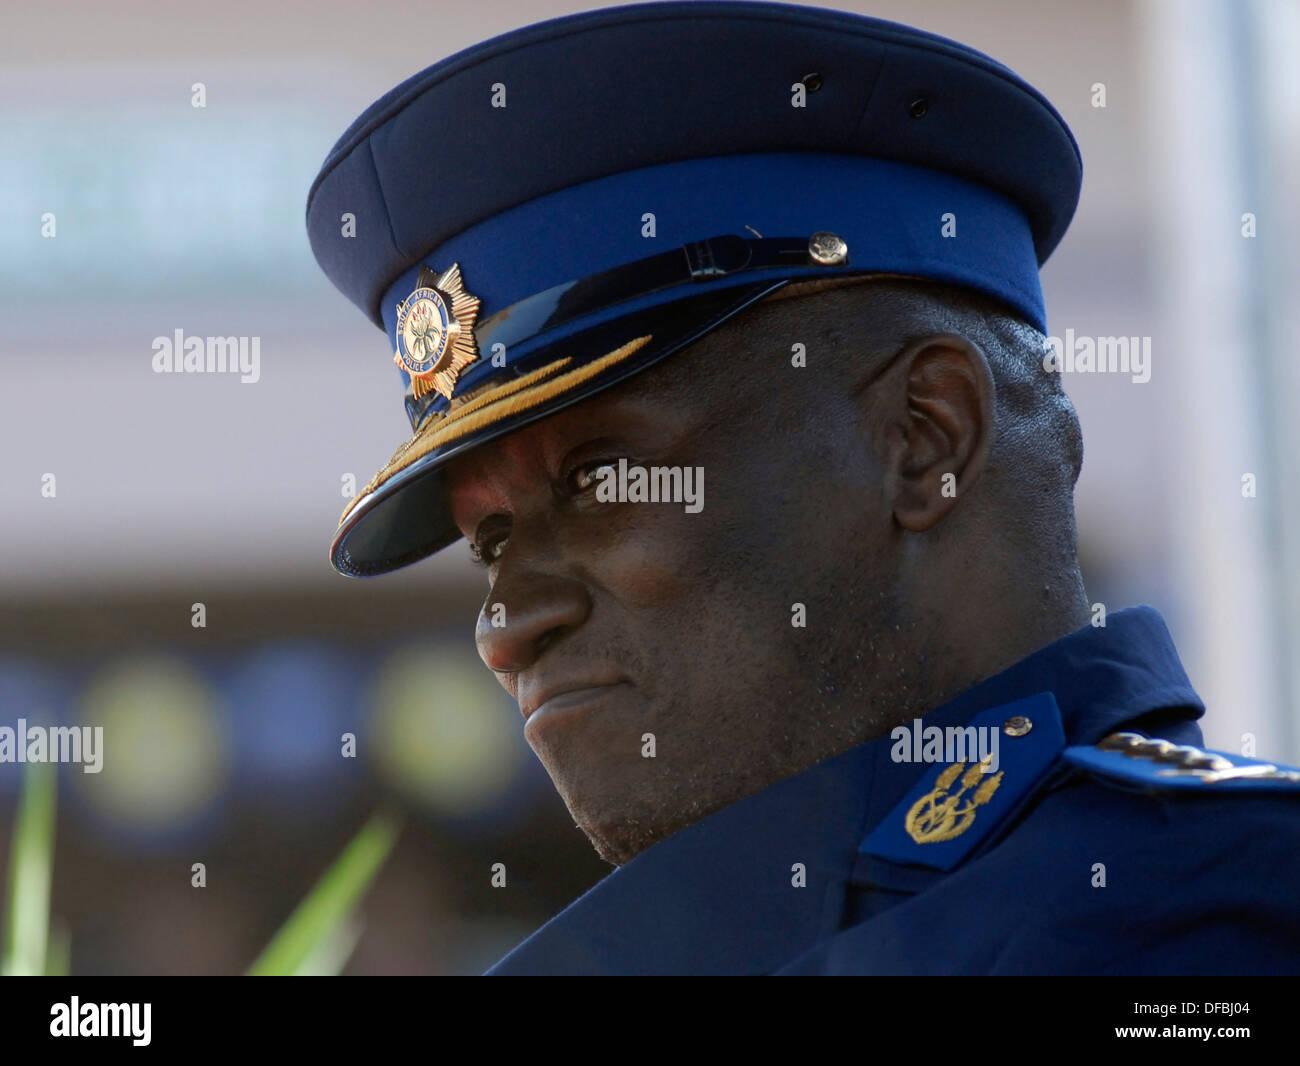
[{"xmin": 521, "ymin": 681, "xmax": 634, "ymax": 730}]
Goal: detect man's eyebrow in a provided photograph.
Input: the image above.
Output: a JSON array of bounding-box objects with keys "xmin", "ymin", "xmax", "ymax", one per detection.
[{"xmin": 445, "ymin": 372, "xmax": 709, "ymax": 529}]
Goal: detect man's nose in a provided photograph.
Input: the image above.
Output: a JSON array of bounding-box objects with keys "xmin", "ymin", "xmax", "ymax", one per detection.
[{"xmin": 475, "ymin": 565, "xmax": 592, "ymax": 675}]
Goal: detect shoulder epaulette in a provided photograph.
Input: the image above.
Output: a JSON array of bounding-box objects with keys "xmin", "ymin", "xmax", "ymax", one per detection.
[{"xmin": 1063, "ymin": 731, "xmax": 1300, "ymax": 792}]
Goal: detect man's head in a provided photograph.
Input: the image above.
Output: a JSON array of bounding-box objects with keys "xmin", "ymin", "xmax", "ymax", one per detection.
[
  {"xmin": 308, "ymin": 3, "xmax": 1087, "ymax": 864},
  {"xmin": 444, "ymin": 277, "xmax": 1089, "ymax": 864}
]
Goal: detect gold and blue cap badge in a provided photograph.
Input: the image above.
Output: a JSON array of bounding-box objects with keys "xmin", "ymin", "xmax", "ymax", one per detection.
[
  {"xmin": 393, "ymin": 264, "xmax": 480, "ymax": 402},
  {"xmin": 307, "ymin": 1, "xmax": 1081, "ymax": 577}
]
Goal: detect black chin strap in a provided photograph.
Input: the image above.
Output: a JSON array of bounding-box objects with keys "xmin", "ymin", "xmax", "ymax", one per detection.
[
  {"xmin": 401, "ymin": 233, "xmax": 853, "ymax": 427},
  {"xmin": 473, "ymin": 233, "xmax": 846, "ymax": 360}
]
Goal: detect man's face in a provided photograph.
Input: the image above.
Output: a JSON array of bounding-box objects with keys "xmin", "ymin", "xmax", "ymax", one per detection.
[{"xmin": 443, "ymin": 304, "xmax": 919, "ymax": 864}]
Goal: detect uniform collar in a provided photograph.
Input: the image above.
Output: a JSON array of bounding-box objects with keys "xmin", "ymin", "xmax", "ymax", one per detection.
[
  {"xmin": 486, "ymin": 605, "xmax": 1203, "ymax": 974},
  {"xmin": 944, "ymin": 603, "xmax": 1204, "ymax": 746},
  {"xmin": 857, "ymin": 604, "xmax": 1205, "ymax": 832}
]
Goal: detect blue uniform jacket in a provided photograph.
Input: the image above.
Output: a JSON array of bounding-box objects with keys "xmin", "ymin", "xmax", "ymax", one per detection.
[{"xmin": 487, "ymin": 607, "xmax": 1300, "ymax": 975}]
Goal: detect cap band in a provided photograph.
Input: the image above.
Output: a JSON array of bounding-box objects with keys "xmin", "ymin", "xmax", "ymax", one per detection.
[{"xmin": 381, "ymin": 152, "xmax": 1045, "ymax": 417}]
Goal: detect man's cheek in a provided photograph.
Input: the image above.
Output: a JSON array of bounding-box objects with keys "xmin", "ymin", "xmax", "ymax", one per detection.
[{"xmin": 586, "ymin": 510, "xmax": 713, "ymax": 609}]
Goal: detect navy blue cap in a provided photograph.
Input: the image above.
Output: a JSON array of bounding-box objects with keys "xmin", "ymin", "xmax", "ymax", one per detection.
[{"xmin": 308, "ymin": 1, "xmax": 1082, "ymax": 577}]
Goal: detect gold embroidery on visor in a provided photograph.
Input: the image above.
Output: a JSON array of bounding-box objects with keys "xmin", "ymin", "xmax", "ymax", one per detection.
[{"xmin": 339, "ymin": 334, "xmax": 653, "ymax": 527}]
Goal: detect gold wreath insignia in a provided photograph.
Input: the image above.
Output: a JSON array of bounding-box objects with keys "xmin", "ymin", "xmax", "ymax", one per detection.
[{"xmin": 904, "ymin": 756, "xmax": 1004, "ymax": 844}]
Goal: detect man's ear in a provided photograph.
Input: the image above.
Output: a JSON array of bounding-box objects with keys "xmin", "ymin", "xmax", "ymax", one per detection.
[{"xmin": 877, "ymin": 334, "xmax": 994, "ymax": 532}]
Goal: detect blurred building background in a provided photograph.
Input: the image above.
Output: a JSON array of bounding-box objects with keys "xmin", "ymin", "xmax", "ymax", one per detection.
[{"xmin": 1, "ymin": 0, "xmax": 1297, "ymax": 974}]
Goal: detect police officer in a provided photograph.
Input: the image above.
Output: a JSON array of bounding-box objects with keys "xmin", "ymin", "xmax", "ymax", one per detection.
[{"xmin": 307, "ymin": 2, "xmax": 1300, "ymax": 974}]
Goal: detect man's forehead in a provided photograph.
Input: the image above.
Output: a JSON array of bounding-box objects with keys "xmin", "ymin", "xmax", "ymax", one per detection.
[{"xmin": 448, "ymin": 348, "xmax": 713, "ymax": 479}]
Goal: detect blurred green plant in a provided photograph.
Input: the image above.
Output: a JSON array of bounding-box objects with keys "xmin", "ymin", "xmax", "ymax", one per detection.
[
  {"xmin": 2, "ymin": 761, "xmax": 56, "ymax": 976},
  {"xmin": 245, "ymin": 811, "xmax": 401, "ymax": 976},
  {"xmin": 2, "ymin": 761, "xmax": 400, "ymax": 976}
]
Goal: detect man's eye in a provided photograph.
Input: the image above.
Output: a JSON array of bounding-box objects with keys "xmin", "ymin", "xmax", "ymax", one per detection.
[{"xmin": 569, "ymin": 460, "xmax": 619, "ymax": 494}]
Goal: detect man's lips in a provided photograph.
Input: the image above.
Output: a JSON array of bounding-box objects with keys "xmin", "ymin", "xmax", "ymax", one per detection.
[{"xmin": 520, "ymin": 681, "xmax": 633, "ymax": 726}]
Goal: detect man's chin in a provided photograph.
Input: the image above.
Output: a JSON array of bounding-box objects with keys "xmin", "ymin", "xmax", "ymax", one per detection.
[
  {"xmin": 550, "ymin": 774, "xmax": 675, "ymax": 867},
  {"xmin": 548, "ymin": 766, "xmax": 730, "ymax": 867},
  {"xmin": 579, "ymin": 820, "xmax": 652, "ymax": 868}
]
